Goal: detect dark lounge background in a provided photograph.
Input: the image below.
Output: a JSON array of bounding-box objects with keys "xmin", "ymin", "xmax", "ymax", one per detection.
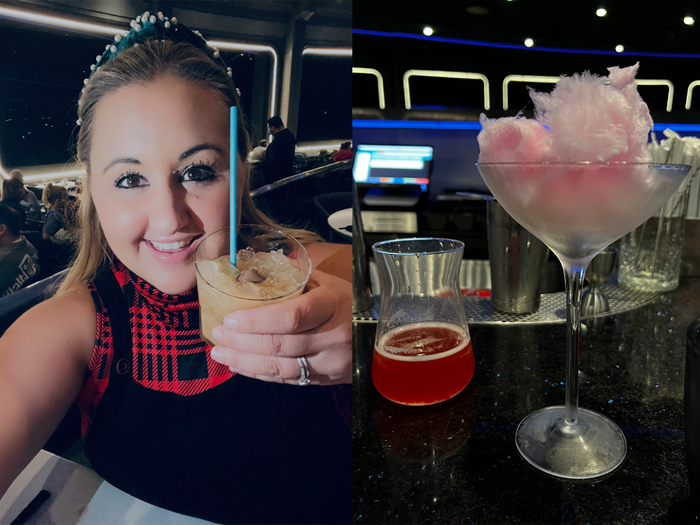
[
  {"xmin": 353, "ymin": 0, "xmax": 700, "ymax": 197},
  {"xmin": 0, "ymin": 0, "xmax": 352, "ymax": 171}
]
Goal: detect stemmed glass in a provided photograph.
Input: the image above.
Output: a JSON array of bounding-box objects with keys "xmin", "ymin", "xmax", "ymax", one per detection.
[{"xmin": 477, "ymin": 162, "xmax": 690, "ymax": 479}]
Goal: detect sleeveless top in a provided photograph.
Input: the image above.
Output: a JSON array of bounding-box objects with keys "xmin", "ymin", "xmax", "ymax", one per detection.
[{"xmin": 75, "ymin": 262, "xmax": 352, "ymax": 524}]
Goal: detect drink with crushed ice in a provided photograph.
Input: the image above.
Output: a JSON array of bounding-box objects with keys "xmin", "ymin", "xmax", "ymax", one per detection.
[
  {"xmin": 195, "ymin": 226, "xmax": 310, "ymax": 346},
  {"xmin": 372, "ymin": 322, "xmax": 474, "ymax": 405}
]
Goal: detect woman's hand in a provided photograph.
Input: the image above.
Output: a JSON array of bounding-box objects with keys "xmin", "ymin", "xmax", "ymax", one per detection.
[{"xmin": 209, "ymin": 268, "xmax": 352, "ymax": 386}]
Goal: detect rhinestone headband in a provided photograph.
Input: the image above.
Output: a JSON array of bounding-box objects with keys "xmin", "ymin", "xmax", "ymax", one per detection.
[{"xmin": 77, "ymin": 10, "xmax": 234, "ymax": 125}]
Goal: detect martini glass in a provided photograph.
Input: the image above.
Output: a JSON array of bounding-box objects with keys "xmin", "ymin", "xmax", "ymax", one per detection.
[{"xmin": 477, "ymin": 162, "xmax": 690, "ymax": 479}]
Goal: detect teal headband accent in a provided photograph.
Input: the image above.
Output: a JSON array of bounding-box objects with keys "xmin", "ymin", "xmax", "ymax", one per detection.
[
  {"xmin": 86, "ymin": 11, "xmax": 231, "ymax": 80},
  {"xmin": 77, "ymin": 11, "xmax": 236, "ymax": 125}
]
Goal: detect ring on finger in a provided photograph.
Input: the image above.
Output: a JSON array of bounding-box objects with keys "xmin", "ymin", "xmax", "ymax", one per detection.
[{"xmin": 297, "ymin": 356, "xmax": 311, "ymax": 386}]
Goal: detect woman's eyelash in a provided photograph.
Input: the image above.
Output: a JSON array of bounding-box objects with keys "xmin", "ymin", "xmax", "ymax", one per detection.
[
  {"xmin": 114, "ymin": 161, "xmax": 217, "ymax": 189},
  {"xmin": 114, "ymin": 171, "xmax": 145, "ymax": 189},
  {"xmin": 180, "ymin": 161, "xmax": 218, "ymax": 182}
]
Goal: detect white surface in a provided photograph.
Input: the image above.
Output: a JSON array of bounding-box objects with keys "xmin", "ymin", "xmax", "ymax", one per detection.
[
  {"xmin": 77, "ymin": 482, "xmax": 215, "ymax": 525},
  {"xmin": 0, "ymin": 450, "xmax": 216, "ymax": 524},
  {"xmin": 0, "ymin": 450, "xmax": 102, "ymax": 524},
  {"xmin": 327, "ymin": 208, "xmax": 353, "ymax": 238}
]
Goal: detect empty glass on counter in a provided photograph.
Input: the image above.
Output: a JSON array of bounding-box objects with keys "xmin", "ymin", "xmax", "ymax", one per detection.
[
  {"xmin": 372, "ymin": 238, "xmax": 474, "ymax": 406},
  {"xmin": 619, "ymin": 184, "xmax": 690, "ymax": 291}
]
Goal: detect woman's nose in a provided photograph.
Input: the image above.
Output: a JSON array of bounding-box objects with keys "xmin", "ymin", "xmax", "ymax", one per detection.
[{"xmin": 148, "ymin": 183, "xmax": 190, "ymax": 234}]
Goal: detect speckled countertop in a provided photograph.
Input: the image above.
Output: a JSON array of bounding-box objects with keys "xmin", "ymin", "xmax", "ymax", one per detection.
[{"xmin": 353, "ymin": 277, "xmax": 700, "ymax": 524}]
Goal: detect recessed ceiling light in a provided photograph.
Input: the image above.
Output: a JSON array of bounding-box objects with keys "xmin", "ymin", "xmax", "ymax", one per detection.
[
  {"xmin": 596, "ymin": 8, "xmax": 607, "ymax": 17},
  {"xmin": 615, "ymin": 44, "xmax": 624, "ymax": 53},
  {"xmin": 423, "ymin": 26, "xmax": 434, "ymax": 36},
  {"xmin": 524, "ymin": 38, "xmax": 534, "ymax": 47},
  {"xmin": 684, "ymin": 16, "xmax": 695, "ymax": 26}
]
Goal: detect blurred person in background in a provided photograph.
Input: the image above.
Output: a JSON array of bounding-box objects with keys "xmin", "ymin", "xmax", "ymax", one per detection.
[
  {"xmin": 42, "ymin": 183, "xmax": 70, "ymax": 244},
  {"xmin": 0, "ymin": 204, "xmax": 40, "ymax": 297},
  {"xmin": 248, "ymin": 139, "xmax": 268, "ymax": 162},
  {"xmin": 261, "ymin": 115, "xmax": 296, "ymax": 183},
  {"xmin": 0, "ymin": 178, "xmax": 27, "ymax": 230},
  {"xmin": 331, "ymin": 142, "xmax": 353, "ymax": 162},
  {"xmin": 9, "ymin": 170, "xmax": 42, "ymax": 221},
  {"xmin": 58, "ymin": 198, "xmax": 81, "ymax": 244}
]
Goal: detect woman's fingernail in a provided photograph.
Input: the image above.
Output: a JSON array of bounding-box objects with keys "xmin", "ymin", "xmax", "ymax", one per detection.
[
  {"xmin": 210, "ymin": 347, "xmax": 224, "ymax": 362},
  {"xmin": 212, "ymin": 326, "xmax": 222, "ymax": 341},
  {"xmin": 224, "ymin": 316, "xmax": 238, "ymax": 330}
]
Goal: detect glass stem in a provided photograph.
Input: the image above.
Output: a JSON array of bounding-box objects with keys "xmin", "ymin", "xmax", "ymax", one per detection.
[{"xmin": 562, "ymin": 262, "xmax": 587, "ymax": 425}]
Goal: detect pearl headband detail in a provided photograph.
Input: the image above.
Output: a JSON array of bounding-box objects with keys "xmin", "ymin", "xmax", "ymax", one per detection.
[{"xmin": 77, "ymin": 11, "xmax": 235, "ymax": 126}]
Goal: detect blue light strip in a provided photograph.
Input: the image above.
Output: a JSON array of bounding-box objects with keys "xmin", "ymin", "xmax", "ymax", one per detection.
[
  {"xmin": 656, "ymin": 123, "xmax": 700, "ymax": 132},
  {"xmin": 353, "ymin": 120, "xmax": 482, "ymax": 129},
  {"xmin": 353, "ymin": 29, "xmax": 700, "ymax": 59},
  {"xmin": 352, "ymin": 120, "xmax": 700, "ymax": 133}
]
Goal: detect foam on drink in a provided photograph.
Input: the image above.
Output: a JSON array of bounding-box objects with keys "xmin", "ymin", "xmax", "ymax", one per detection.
[
  {"xmin": 478, "ymin": 62, "xmax": 653, "ymax": 163},
  {"xmin": 377, "ymin": 322, "xmax": 470, "ymax": 360}
]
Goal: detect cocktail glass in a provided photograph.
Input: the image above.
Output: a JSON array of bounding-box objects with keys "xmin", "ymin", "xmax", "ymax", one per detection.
[
  {"xmin": 477, "ymin": 162, "xmax": 691, "ymax": 479},
  {"xmin": 195, "ymin": 225, "xmax": 311, "ymax": 346}
]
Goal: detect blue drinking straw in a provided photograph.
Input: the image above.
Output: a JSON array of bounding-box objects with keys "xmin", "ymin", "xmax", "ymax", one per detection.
[{"xmin": 230, "ymin": 106, "xmax": 237, "ymax": 267}]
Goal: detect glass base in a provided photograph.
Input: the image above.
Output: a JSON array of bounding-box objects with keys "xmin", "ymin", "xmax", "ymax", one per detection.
[{"xmin": 515, "ymin": 405, "xmax": 627, "ymax": 479}]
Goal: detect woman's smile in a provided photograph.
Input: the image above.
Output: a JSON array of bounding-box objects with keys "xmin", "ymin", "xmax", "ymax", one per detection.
[
  {"xmin": 147, "ymin": 234, "xmax": 202, "ymax": 252},
  {"xmin": 142, "ymin": 234, "xmax": 204, "ymax": 265}
]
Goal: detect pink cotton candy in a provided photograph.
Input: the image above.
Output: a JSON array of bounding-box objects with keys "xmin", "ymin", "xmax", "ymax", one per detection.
[
  {"xmin": 477, "ymin": 63, "xmax": 653, "ymax": 163},
  {"xmin": 478, "ymin": 115, "xmax": 553, "ymax": 162}
]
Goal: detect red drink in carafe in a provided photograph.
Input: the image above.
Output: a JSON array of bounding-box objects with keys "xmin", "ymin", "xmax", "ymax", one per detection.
[{"xmin": 372, "ymin": 322, "xmax": 474, "ymax": 405}]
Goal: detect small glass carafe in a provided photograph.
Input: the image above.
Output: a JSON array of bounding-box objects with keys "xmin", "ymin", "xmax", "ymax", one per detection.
[{"xmin": 372, "ymin": 238, "xmax": 474, "ymax": 406}]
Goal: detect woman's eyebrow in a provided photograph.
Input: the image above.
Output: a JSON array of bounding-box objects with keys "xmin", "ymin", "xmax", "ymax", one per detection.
[
  {"xmin": 179, "ymin": 143, "xmax": 225, "ymax": 161},
  {"xmin": 103, "ymin": 157, "xmax": 140, "ymax": 174},
  {"xmin": 101, "ymin": 144, "xmax": 224, "ymax": 174}
]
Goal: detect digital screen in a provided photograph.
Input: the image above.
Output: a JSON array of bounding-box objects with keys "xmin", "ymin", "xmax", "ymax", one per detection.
[{"xmin": 353, "ymin": 145, "xmax": 433, "ymax": 190}]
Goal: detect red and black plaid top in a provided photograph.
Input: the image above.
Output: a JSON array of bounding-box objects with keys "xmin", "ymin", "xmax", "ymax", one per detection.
[{"xmin": 75, "ymin": 261, "xmax": 234, "ymax": 438}]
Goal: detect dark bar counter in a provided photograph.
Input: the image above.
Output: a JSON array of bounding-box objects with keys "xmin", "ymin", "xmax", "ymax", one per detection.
[{"xmin": 353, "ymin": 277, "xmax": 700, "ymax": 524}]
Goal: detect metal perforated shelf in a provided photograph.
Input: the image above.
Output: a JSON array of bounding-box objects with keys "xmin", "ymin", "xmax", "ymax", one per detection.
[{"xmin": 353, "ymin": 275, "xmax": 658, "ymax": 326}]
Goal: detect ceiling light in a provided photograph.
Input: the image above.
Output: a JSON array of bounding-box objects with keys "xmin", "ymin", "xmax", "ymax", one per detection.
[
  {"xmin": 524, "ymin": 38, "xmax": 534, "ymax": 47},
  {"xmin": 615, "ymin": 44, "xmax": 624, "ymax": 53},
  {"xmin": 596, "ymin": 8, "xmax": 607, "ymax": 17},
  {"xmin": 685, "ymin": 16, "xmax": 695, "ymax": 26},
  {"xmin": 423, "ymin": 26, "xmax": 434, "ymax": 36}
]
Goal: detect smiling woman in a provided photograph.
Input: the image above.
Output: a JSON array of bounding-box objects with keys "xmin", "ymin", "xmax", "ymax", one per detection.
[
  {"xmin": 88, "ymin": 75, "xmax": 233, "ymax": 295},
  {"xmin": 0, "ymin": 12, "xmax": 351, "ymax": 525}
]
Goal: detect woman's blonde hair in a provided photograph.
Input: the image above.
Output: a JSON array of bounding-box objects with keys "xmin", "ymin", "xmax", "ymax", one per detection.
[
  {"xmin": 42, "ymin": 183, "xmax": 68, "ymax": 210},
  {"xmin": 59, "ymin": 40, "xmax": 320, "ymax": 294}
]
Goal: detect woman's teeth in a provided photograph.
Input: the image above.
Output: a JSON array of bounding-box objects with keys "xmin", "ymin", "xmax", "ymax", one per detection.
[{"xmin": 151, "ymin": 239, "xmax": 192, "ymax": 251}]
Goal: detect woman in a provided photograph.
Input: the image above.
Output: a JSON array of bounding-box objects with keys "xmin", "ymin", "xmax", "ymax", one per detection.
[
  {"xmin": 0, "ymin": 13, "xmax": 351, "ymax": 524},
  {"xmin": 41, "ymin": 183, "xmax": 70, "ymax": 242}
]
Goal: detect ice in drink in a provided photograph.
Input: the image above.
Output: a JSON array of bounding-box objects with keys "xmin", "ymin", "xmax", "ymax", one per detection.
[
  {"xmin": 372, "ymin": 322, "xmax": 474, "ymax": 406},
  {"xmin": 195, "ymin": 226, "xmax": 310, "ymax": 346}
]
